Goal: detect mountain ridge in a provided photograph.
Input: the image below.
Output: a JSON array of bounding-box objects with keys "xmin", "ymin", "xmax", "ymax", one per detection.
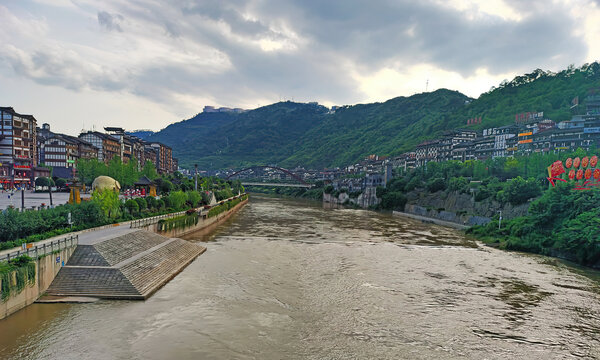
[{"xmin": 148, "ymin": 62, "xmax": 600, "ymax": 169}]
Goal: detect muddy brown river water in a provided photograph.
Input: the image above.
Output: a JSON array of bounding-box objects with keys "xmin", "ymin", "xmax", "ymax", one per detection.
[{"xmin": 1, "ymin": 195, "xmax": 600, "ymax": 359}]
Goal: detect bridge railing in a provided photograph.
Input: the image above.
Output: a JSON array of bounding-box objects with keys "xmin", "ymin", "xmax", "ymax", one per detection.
[{"xmin": 0, "ymin": 234, "xmax": 79, "ymax": 263}]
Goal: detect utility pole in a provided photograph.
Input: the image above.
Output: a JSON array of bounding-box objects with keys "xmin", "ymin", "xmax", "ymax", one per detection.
[
  {"xmin": 194, "ymin": 164, "xmax": 198, "ymax": 191},
  {"xmin": 21, "ymin": 188, "xmax": 24, "ymax": 211}
]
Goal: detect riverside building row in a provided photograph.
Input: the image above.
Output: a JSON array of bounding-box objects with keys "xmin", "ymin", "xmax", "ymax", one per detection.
[
  {"xmin": 0, "ymin": 107, "xmax": 177, "ymax": 189},
  {"xmin": 393, "ymin": 95, "xmax": 600, "ymax": 169}
]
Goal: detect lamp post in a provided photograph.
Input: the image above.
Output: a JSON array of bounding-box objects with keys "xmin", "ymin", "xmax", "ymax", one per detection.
[{"xmin": 48, "ymin": 177, "xmax": 53, "ymax": 206}]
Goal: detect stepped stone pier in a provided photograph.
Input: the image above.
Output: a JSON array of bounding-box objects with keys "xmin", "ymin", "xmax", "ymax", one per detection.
[
  {"xmin": 45, "ymin": 230, "xmax": 204, "ymax": 299},
  {"xmin": 40, "ymin": 196, "xmax": 247, "ymax": 302}
]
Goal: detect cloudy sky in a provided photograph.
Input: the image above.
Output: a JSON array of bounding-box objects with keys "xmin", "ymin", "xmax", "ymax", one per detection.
[{"xmin": 1, "ymin": 0, "xmax": 599, "ymax": 135}]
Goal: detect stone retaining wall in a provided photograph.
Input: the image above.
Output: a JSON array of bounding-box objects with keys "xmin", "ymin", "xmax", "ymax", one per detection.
[
  {"xmin": 0, "ymin": 246, "xmax": 75, "ymax": 320},
  {"xmin": 147, "ymin": 198, "xmax": 248, "ymax": 238}
]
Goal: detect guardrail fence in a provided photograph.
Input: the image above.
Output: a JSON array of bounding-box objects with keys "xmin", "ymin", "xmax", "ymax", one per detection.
[
  {"xmin": 0, "ymin": 234, "xmax": 79, "ymax": 263},
  {"xmin": 130, "ymin": 211, "xmax": 187, "ymax": 229}
]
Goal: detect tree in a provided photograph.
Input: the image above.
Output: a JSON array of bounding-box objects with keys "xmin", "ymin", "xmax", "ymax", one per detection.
[
  {"xmin": 186, "ymin": 191, "xmax": 202, "ymax": 208},
  {"xmin": 426, "ymin": 178, "xmax": 447, "ymax": 192},
  {"xmin": 54, "ymin": 178, "xmax": 67, "ymax": 189},
  {"xmin": 76, "ymin": 158, "xmax": 106, "ymax": 185},
  {"xmin": 35, "ymin": 177, "xmax": 53, "ymax": 188},
  {"xmin": 125, "ymin": 199, "xmax": 139, "ymax": 214},
  {"xmin": 141, "ymin": 161, "xmax": 158, "ymax": 180},
  {"xmin": 91, "ymin": 190, "xmax": 121, "ymax": 219},
  {"xmin": 380, "ymin": 192, "xmax": 407, "ymax": 210},
  {"xmin": 134, "ymin": 197, "xmax": 147, "ymax": 210},
  {"xmin": 506, "ymin": 176, "xmax": 541, "ymax": 205},
  {"xmin": 167, "ymin": 191, "xmax": 188, "ymax": 210},
  {"xmin": 159, "ymin": 179, "xmax": 173, "ymax": 194}
]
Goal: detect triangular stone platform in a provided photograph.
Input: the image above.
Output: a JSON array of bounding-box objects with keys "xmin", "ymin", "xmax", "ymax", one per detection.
[{"xmin": 45, "ymin": 230, "xmax": 204, "ymax": 299}]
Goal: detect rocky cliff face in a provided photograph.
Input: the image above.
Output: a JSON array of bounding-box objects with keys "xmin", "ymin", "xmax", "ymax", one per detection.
[
  {"xmin": 322, "ymin": 187, "xmax": 380, "ymax": 209},
  {"xmin": 403, "ymin": 190, "xmax": 530, "ymax": 226}
]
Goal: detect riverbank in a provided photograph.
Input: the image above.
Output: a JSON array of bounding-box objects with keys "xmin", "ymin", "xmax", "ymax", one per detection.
[
  {"xmin": 0, "ymin": 195, "xmax": 249, "ymax": 319},
  {"xmin": 392, "ymin": 211, "xmax": 469, "ymax": 230},
  {"xmin": 467, "ymin": 184, "xmax": 600, "ymax": 269},
  {"xmin": 3, "ymin": 195, "xmax": 599, "ymax": 359}
]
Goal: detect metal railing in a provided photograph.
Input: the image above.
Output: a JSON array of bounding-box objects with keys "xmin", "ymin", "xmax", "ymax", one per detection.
[
  {"xmin": 129, "ymin": 194, "xmax": 247, "ymax": 229},
  {"xmin": 129, "ymin": 211, "xmax": 187, "ymax": 229},
  {"xmin": 0, "ymin": 234, "xmax": 79, "ymax": 263}
]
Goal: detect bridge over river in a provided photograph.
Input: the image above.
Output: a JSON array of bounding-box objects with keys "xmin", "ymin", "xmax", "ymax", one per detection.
[
  {"xmin": 227, "ymin": 165, "xmax": 314, "ymax": 188},
  {"xmin": 241, "ymin": 182, "xmax": 313, "ymax": 188}
]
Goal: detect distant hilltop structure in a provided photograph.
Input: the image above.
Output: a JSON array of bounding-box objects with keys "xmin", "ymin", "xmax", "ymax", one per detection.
[{"xmin": 203, "ymin": 106, "xmax": 247, "ymax": 114}]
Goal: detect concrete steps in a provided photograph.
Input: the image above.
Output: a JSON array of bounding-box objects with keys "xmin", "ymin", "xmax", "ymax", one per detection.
[
  {"xmin": 45, "ymin": 267, "xmax": 140, "ymax": 299},
  {"xmin": 45, "ymin": 230, "xmax": 204, "ymax": 299},
  {"xmin": 95, "ymin": 231, "xmax": 169, "ymax": 266},
  {"xmin": 122, "ymin": 239, "xmax": 205, "ymax": 297},
  {"xmin": 68, "ymin": 245, "xmax": 110, "ymax": 267}
]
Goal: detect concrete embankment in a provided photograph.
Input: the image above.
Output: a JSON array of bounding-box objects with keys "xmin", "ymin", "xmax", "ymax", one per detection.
[
  {"xmin": 143, "ymin": 198, "xmax": 249, "ymax": 238},
  {"xmin": 392, "ymin": 211, "xmax": 470, "ymax": 230},
  {"xmin": 1, "ymin": 246, "xmax": 75, "ymax": 320}
]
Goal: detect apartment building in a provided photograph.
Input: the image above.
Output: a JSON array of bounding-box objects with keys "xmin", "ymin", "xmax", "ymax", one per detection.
[
  {"xmin": 0, "ymin": 107, "xmax": 37, "ymax": 188},
  {"xmin": 79, "ymin": 131, "xmax": 120, "ymax": 164}
]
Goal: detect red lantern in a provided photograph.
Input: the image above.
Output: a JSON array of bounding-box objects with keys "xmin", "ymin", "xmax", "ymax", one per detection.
[
  {"xmin": 574, "ymin": 157, "xmax": 581, "ymax": 168},
  {"xmin": 594, "ymin": 168, "xmax": 600, "ymax": 180},
  {"xmin": 582, "ymin": 156, "xmax": 589, "ymax": 168},
  {"xmin": 565, "ymin": 158, "xmax": 573, "ymax": 168},
  {"xmin": 549, "ymin": 161, "xmax": 565, "ymax": 177},
  {"xmin": 569, "ymin": 169, "xmax": 576, "ymax": 179},
  {"xmin": 585, "ymin": 168, "xmax": 592, "ymax": 180},
  {"xmin": 576, "ymin": 169, "xmax": 584, "ymax": 180},
  {"xmin": 591, "ymin": 156, "xmax": 598, "ymax": 168}
]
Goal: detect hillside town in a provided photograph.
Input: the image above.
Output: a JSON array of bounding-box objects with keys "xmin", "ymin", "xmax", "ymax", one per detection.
[
  {"xmin": 3, "ymin": 95, "xmax": 599, "ymax": 191},
  {"xmin": 224, "ymin": 94, "xmax": 600, "ymax": 197},
  {"xmin": 394, "ymin": 94, "xmax": 600, "ymax": 169},
  {"xmin": 0, "ymin": 107, "xmax": 177, "ymax": 190}
]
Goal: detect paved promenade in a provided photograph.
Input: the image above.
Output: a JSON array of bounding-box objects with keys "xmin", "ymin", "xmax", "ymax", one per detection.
[{"xmin": 0, "ymin": 191, "xmax": 71, "ymax": 210}]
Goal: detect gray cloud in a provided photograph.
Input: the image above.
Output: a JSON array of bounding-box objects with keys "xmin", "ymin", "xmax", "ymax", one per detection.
[
  {"xmin": 98, "ymin": 11, "xmax": 123, "ymax": 32},
  {"xmin": 0, "ymin": 0, "xmax": 592, "ymax": 122},
  {"xmin": 3, "ymin": 46, "xmax": 128, "ymax": 92},
  {"xmin": 252, "ymin": 0, "xmax": 587, "ymax": 76}
]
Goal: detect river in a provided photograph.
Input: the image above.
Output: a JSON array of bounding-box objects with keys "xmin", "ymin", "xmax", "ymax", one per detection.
[{"xmin": 1, "ymin": 195, "xmax": 600, "ymax": 359}]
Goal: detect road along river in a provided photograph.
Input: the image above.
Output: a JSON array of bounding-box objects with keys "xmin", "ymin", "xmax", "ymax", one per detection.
[{"xmin": 1, "ymin": 195, "xmax": 599, "ymax": 359}]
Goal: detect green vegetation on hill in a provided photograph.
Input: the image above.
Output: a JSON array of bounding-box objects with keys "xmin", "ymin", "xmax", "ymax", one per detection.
[
  {"xmin": 151, "ymin": 62, "xmax": 600, "ymax": 170},
  {"xmin": 375, "ymin": 147, "xmax": 600, "ymax": 268},
  {"xmin": 149, "ymin": 102, "xmax": 328, "ymax": 169},
  {"xmin": 468, "ymin": 184, "xmax": 600, "ymax": 268},
  {"xmin": 285, "ymin": 90, "xmax": 469, "ymax": 168},
  {"xmin": 446, "ymin": 63, "xmax": 600, "ymax": 132}
]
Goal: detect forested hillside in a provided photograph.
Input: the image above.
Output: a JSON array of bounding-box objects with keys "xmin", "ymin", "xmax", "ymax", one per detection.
[{"xmin": 150, "ymin": 62, "xmax": 600, "ymax": 169}]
